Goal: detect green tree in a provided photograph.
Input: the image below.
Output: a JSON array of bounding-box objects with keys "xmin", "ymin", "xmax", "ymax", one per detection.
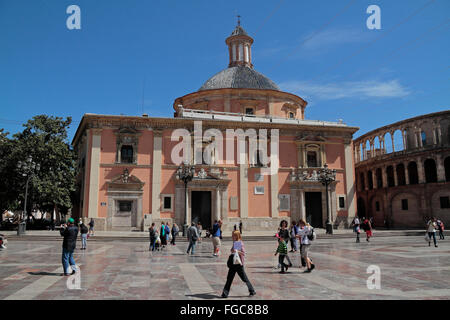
[{"xmin": 0, "ymin": 115, "xmax": 77, "ymax": 219}]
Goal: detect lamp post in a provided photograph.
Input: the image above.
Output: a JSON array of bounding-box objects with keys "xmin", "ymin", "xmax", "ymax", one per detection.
[
  {"xmin": 318, "ymin": 163, "xmax": 336, "ymax": 235},
  {"xmin": 16, "ymin": 156, "xmax": 40, "ymax": 235},
  {"xmin": 177, "ymin": 161, "xmax": 195, "ymax": 236}
]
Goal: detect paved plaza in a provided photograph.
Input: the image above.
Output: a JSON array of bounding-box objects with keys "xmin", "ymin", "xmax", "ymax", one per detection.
[{"xmin": 0, "ymin": 235, "xmax": 449, "ymax": 300}]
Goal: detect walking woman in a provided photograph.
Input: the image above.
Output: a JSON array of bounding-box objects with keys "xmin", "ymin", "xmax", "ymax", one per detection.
[
  {"xmin": 296, "ymin": 219, "xmax": 315, "ymax": 273},
  {"xmin": 426, "ymin": 217, "xmax": 438, "ymax": 247},
  {"xmin": 289, "ymin": 221, "xmax": 298, "ymax": 252},
  {"xmin": 221, "ymin": 231, "xmax": 256, "ymax": 298},
  {"xmin": 362, "ymin": 218, "xmax": 373, "ymax": 242},
  {"xmin": 278, "ymin": 220, "xmax": 293, "ymax": 267},
  {"xmin": 351, "ymin": 216, "xmax": 361, "ymax": 243}
]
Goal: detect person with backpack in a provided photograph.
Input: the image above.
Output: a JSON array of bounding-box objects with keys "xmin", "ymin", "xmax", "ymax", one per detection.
[
  {"xmin": 171, "ymin": 223, "xmax": 179, "ymax": 245},
  {"xmin": 221, "ymin": 231, "xmax": 256, "ymax": 298},
  {"xmin": 437, "ymin": 219, "xmax": 445, "ymax": 240},
  {"xmin": 79, "ymin": 222, "xmax": 89, "ymax": 250},
  {"xmin": 160, "ymin": 222, "xmax": 167, "ymax": 250},
  {"xmin": 296, "ymin": 219, "xmax": 315, "ymax": 273},
  {"xmin": 186, "ymin": 222, "xmax": 199, "ymax": 255},
  {"xmin": 165, "ymin": 223, "xmax": 171, "ymax": 246},
  {"xmin": 351, "ymin": 216, "xmax": 361, "ymax": 243},
  {"xmin": 149, "ymin": 223, "xmax": 157, "ymax": 251},
  {"xmin": 60, "ymin": 218, "xmax": 79, "ymax": 276}
]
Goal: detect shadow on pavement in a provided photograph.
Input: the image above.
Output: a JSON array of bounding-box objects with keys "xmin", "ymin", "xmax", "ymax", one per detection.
[
  {"xmin": 186, "ymin": 293, "xmax": 221, "ymax": 299},
  {"xmin": 28, "ymin": 271, "xmax": 62, "ymax": 276}
]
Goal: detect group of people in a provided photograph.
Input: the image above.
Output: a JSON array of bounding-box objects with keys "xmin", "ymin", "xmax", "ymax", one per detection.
[
  {"xmin": 275, "ymin": 219, "xmax": 315, "ymax": 274},
  {"xmin": 148, "ymin": 222, "xmax": 180, "ymax": 251},
  {"xmin": 351, "ymin": 216, "xmax": 373, "ymax": 243}
]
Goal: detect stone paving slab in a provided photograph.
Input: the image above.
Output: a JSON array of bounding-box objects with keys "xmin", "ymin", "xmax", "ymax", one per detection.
[{"xmin": 0, "ymin": 236, "xmax": 449, "ymax": 300}]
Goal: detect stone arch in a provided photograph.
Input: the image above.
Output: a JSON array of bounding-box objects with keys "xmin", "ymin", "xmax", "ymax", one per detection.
[
  {"xmin": 390, "ymin": 192, "xmax": 422, "ymax": 228},
  {"xmin": 384, "ymin": 132, "xmax": 393, "ymax": 153},
  {"xmin": 365, "ymin": 140, "xmax": 371, "ymax": 160},
  {"xmin": 393, "ymin": 129, "xmax": 404, "ymax": 152},
  {"xmin": 445, "ymin": 156, "xmax": 450, "ymax": 182},
  {"xmin": 424, "ymin": 158, "xmax": 437, "ymax": 183},
  {"xmin": 376, "ymin": 168, "xmax": 383, "ymax": 188},
  {"xmin": 386, "ymin": 165, "xmax": 395, "ymax": 187},
  {"xmin": 369, "ymin": 194, "xmax": 385, "ymax": 227},
  {"xmin": 367, "ymin": 170, "xmax": 374, "ymax": 190},
  {"xmin": 396, "ymin": 163, "xmax": 406, "ymax": 186},
  {"xmin": 357, "ymin": 197, "xmax": 366, "ymax": 218},
  {"xmin": 359, "ymin": 172, "xmax": 366, "ymax": 191},
  {"xmin": 421, "ymin": 131, "xmax": 427, "ymax": 146},
  {"xmin": 374, "ymin": 136, "xmax": 381, "ymax": 157},
  {"xmin": 408, "ymin": 161, "xmax": 419, "ymax": 185}
]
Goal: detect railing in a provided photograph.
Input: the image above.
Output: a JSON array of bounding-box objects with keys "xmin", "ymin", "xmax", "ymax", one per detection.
[{"xmin": 178, "ymin": 107, "xmax": 347, "ymax": 127}]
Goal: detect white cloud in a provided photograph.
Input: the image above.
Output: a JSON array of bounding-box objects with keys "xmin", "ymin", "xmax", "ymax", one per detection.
[
  {"xmin": 280, "ymin": 79, "xmax": 411, "ymax": 100},
  {"xmin": 301, "ymin": 28, "xmax": 368, "ymax": 51}
]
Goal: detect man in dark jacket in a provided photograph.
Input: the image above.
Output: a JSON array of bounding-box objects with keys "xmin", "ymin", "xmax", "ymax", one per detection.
[{"xmin": 60, "ymin": 218, "xmax": 79, "ymax": 276}]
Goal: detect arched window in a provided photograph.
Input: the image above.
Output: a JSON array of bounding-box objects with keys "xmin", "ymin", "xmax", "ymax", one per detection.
[
  {"xmin": 307, "ymin": 151, "xmax": 318, "ymax": 167},
  {"xmin": 288, "ymin": 112, "xmax": 295, "ymax": 119},
  {"xmin": 368, "ymin": 171, "xmax": 374, "ymax": 190},
  {"xmin": 408, "ymin": 162, "xmax": 418, "ymax": 185},
  {"xmin": 421, "ymin": 131, "xmax": 427, "ymax": 146},
  {"xmin": 376, "ymin": 168, "xmax": 383, "ymax": 188},
  {"xmin": 387, "ymin": 166, "xmax": 395, "ymax": 187},
  {"xmin": 424, "ymin": 158, "xmax": 437, "ymax": 183},
  {"xmin": 396, "ymin": 163, "xmax": 406, "ymax": 186},
  {"xmin": 120, "ymin": 145, "xmax": 134, "ymax": 163},
  {"xmin": 359, "ymin": 172, "xmax": 366, "ymax": 191},
  {"xmin": 445, "ymin": 157, "xmax": 450, "ymax": 182}
]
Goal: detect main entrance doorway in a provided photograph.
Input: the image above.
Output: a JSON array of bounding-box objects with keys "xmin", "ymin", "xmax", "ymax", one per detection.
[
  {"xmin": 305, "ymin": 192, "xmax": 323, "ymax": 228},
  {"xmin": 191, "ymin": 191, "xmax": 212, "ymax": 230}
]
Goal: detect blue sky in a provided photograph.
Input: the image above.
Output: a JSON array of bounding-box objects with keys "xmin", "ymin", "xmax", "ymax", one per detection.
[{"xmin": 0, "ymin": 0, "xmax": 449, "ymax": 142}]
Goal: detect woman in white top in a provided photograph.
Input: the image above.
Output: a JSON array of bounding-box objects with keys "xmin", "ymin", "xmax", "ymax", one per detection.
[
  {"xmin": 426, "ymin": 218, "xmax": 438, "ymax": 247},
  {"xmin": 296, "ymin": 220, "xmax": 315, "ymax": 273}
]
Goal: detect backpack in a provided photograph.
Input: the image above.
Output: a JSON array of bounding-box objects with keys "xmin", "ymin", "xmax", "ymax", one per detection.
[
  {"xmin": 307, "ymin": 228, "xmax": 316, "ymax": 241},
  {"xmin": 80, "ymin": 224, "xmax": 88, "ymax": 234}
]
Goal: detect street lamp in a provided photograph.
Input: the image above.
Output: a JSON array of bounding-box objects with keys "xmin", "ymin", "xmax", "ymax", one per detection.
[
  {"xmin": 16, "ymin": 155, "xmax": 40, "ymax": 235},
  {"xmin": 318, "ymin": 163, "xmax": 336, "ymax": 234},
  {"xmin": 176, "ymin": 161, "xmax": 195, "ymax": 236}
]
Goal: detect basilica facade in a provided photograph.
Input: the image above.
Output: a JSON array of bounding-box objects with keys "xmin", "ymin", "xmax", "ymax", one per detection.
[{"xmin": 72, "ymin": 24, "xmax": 358, "ymax": 232}]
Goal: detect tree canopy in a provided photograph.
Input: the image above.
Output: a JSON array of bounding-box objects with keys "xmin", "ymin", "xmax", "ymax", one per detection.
[{"xmin": 0, "ymin": 115, "xmax": 77, "ymax": 217}]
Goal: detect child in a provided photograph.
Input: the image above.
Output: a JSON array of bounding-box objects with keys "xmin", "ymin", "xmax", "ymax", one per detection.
[{"xmin": 274, "ymin": 235, "xmax": 289, "ymax": 273}]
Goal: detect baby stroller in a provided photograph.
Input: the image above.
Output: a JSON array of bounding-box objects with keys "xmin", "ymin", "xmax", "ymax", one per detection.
[{"xmin": 0, "ymin": 234, "xmax": 7, "ymax": 249}]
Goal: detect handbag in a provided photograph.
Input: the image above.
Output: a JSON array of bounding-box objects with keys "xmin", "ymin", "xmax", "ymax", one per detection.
[
  {"xmin": 425, "ymin": 233, "xmax": 430, "ymax": 242},
  {"xmin": 233, "ymin": 250, "xmax": 242, "ymax": 265}
]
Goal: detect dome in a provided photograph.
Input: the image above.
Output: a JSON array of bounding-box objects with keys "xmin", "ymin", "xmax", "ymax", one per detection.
[{"xmin": 199, "ymin": 66, "xmax": 280, "ymax": 91}]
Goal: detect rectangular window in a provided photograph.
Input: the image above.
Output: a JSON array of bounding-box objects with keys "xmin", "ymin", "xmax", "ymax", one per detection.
[
  {"xmin": 161, "ymin": 195, "xmax": 173, "ymax": 211},
  {"xmin": 254, "ymin": 186, "xmax": 264, "ymax": 195},
  {"xmin": 401, "ymin": 199, "xmax": 408, "ymax": 211},
  {"xmin": 440, "ymin": 196, "xmax": 450, "ymax": 209},
  {"xmin": 376, "ymin": 201, "xmax": 380, "ymax": 212},
  {"xmin": 245, "ymin": 108, "xmax": 254, "ymax": 115},
  {"xmin": 339, "ymin": 197, "xmax": 345, "ymax": 209},
  {"xmin": 119, "ymin": 201, "xmax": 132, "ymax": 212}
]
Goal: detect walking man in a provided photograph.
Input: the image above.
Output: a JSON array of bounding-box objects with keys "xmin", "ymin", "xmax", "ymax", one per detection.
[
  {"xmin": 186, "ymin": 222, "xmax": 199, "ymax": 255},
  {"xmin": 60, "ymin": 218, "xmax": 79, "ymax": 276},
  {"xmin": 212, "ymin": 220, "xmax": 222, "ymax": 256},
  {"xmin": 437, "ymin": 219, "xmax": 445, "ymax": 240},
  {"xmin": 352, "ymin": 216, "xmax": 361, "ymax": 243}
]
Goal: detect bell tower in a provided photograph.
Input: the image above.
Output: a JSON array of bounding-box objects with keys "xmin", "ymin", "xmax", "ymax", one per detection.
[{"xmin": 225, "ymin": 16, "xmax": 254, "ymax": 68}]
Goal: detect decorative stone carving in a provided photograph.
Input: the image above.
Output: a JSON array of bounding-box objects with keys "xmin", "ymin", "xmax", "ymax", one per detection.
[
  {"xmin": 197, "ymin": 168, "xmax": 208, "ymax": 179},
  {"xmin": 121, "ymin": 168, "xmax": 130, "ymax": 183}
]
